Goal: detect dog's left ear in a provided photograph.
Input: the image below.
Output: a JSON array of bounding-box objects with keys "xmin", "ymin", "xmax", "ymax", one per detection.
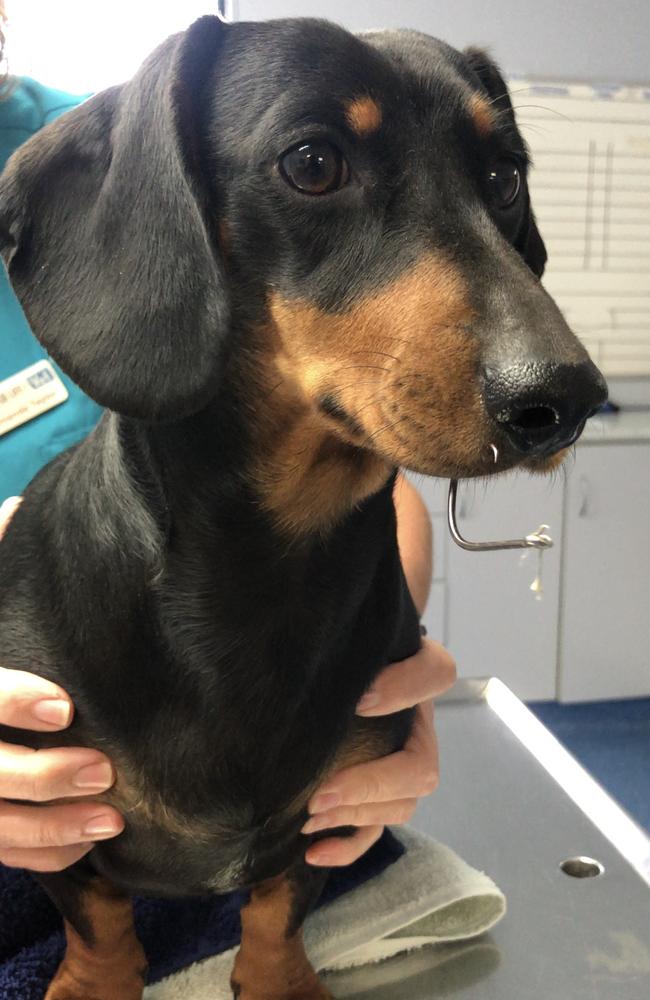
[
  {"xmin": 0, "ymin": 15, "xmax": 230, "ymax": 420},
  {"xmin": 463, "ymin": 46, "xmax": 547, "ymax": 279}
]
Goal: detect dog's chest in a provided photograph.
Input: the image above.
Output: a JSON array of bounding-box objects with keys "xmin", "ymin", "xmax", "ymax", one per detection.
[{"xmin": 87, "ymin": 700, "xmax": 413, "ymax": 896}]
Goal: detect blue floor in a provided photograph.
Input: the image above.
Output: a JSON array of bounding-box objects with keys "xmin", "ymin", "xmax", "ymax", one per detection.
[{"xmin": 528, "ymin": 698, "xmax": 650, "ymax": 833}]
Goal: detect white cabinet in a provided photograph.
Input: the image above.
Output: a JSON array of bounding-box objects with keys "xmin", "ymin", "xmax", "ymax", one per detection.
[
  {"xmin": 411, "ymin": 472, "xmax": 564, "ymax": 700},
  {"xmin": 445, "ymin": 475, "xmax": 565, "ymax": 701},
  {"xmin": 558, "ymin": 444, "xmax": 650, "ymax": 701},
  {"xmin": 412, "ymin": 443, "xmax": 650, "ymax": 702},
  {"xmin": 447, "ymin": 474, "xmax": 563, "ymax": 699}
]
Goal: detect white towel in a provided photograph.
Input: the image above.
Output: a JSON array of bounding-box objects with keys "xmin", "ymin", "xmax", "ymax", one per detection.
[{"xmin": 144, "ymin": 826, "xmax": 506, "ymax": 999}]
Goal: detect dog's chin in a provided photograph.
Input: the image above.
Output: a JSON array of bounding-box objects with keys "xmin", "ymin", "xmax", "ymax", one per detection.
[
  {"xmin": 523, "ymin": 447, "xmax": 571, "ymax": 475},
  {"xmin": 389, "ymin": 443, "xmax": 571, "ymax": 482},
  {"xmin": 337, "ymin": 418, "xmax": 572, "ymax": 483}
]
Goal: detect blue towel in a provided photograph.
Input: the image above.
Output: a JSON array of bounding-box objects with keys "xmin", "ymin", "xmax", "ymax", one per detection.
[{"xmin": 0, "ymin": 830, "xmax": 404, "ymax": 999}]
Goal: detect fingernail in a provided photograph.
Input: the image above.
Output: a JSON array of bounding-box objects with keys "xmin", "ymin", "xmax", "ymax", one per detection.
[
  {"xmin": 310, "ymin": 792, "xmax": 340, "ymax": 814},
  {"xmin": 307, "ymin": 851, "xmax": 333, "ymax": 867},
  {"xmin": 83, "ymin": 814, "xmax": 122, "ymax": 838},
  {"xmin": 32, "ymin": 699, "xmax": 71, "ymax": 727},
  {"xmin": 302, "ymin": 815, "xmax": 331, "ymax": 834},
  {"xmin": 73, "ymin": 762, "xmax": 114, "ymax": 790},
  {"xmin": 356, "ymin": 691, "xmax": 381, "ymax": 714}
]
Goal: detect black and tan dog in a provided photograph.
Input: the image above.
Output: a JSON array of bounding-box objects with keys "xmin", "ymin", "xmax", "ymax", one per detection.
[{"xmin": 0, "ymin": 13, "xmax": 606, "ymax": 1000}]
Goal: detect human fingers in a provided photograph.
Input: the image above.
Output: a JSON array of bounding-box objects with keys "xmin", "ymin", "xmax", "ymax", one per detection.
[
  {"xmin": 0, "ymin": 496, "xmax": 22, "ymax": 540},
  {"xmin": 0, "ymin": 799, "xmax": 124, "ymax": 853},
  {"xmin": 305, "ymin": 824, "xmax": 383, "ymax": 867},
  {"xmin": 302, "ymin": 797, "xmax": 417, "ymax": 835},
  {"xmin": 0, "ymin": 665, "xmax": 73, "ymax": 731},
  {"xmin": 356, "ymin": 640, "xmax": 456, "ymax": 716},
  {"xmin": 0, "ymin": 742, "xmax": 116, "ymax": 802},
  {"xmin": 309, "ymin": 702, "xmax": 438, "ymax": 813},
  {"xmin": 0, "ymin": 842, "xmax": 94, "ymax": 873}
]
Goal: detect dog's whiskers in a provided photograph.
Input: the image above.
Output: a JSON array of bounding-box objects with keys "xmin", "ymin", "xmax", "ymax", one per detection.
[
  {"xmin": 348, "ymin": 348, "xmax": 400, "ymax": 362},
  {"xmin": 329, "ymin": 364, "xmax": 391, "ymax": 375},
  {"xmin": 483, "ymin": 85, "xmax": 539, "ymax": 109},
  {"xmin": 517, "ymin": 122, "xmax": 551, "ymax": 139},
  {"xmin": 512, "ymin": 103, "xmax": 573, "ymax": 123},
  {"xmin": 362, "ymin": 413, "xmax": 411, "ymax": 448}
]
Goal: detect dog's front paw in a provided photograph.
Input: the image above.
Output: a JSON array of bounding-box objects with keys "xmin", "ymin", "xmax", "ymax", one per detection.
[
  {"xmin": 44, "ymin": 957, "xmax": 147, "ymax": 1000},
  {"xmin": 231, "ymin": 987, "xmax": 334, "ymax": 1000},
  {"xmin": 230, "ymin": 970, "xmax": 335, "ymax": 1000}
]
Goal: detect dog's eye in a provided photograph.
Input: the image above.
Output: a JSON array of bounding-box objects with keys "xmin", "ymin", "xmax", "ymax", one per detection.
[
  {"xmin": 487, "ymin": 158, "xmax": 521, "ymax": 208},
  {"xmin": 279, "ymin": 141, "xmax": 349, "ymax": 195}
]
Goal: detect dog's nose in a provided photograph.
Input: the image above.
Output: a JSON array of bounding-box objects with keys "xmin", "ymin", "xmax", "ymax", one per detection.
[{"xmin": 483, "ymin": 360, "xmax": 608, "ymax": 455}]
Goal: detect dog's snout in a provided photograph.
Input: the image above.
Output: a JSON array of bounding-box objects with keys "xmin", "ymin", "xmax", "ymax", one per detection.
[{"xmin": 483, "ymin": 360, "xmax": 608, "ymax": 456}]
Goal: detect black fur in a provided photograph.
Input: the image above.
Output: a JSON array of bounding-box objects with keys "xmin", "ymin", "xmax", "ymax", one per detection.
[{"xmin": 0, "ymin": 11, "xmax": 606, "ymax": 969}]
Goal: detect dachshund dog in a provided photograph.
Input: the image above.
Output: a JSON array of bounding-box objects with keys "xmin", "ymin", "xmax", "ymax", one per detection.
[{"xmin": 0, "ymin": 14, "xmax": 606, "ymax": 1000}]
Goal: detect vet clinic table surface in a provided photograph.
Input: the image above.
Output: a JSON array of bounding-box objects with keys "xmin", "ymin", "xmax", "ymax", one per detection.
[{"xmin": 324, "ymin": 679, "xmax": 650, "ymax": 1000}]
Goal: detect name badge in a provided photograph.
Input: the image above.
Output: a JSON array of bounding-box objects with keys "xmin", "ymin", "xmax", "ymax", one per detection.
[{"xmin": 0, "ymin": 361, "xmax": 69, "ymax": 437}]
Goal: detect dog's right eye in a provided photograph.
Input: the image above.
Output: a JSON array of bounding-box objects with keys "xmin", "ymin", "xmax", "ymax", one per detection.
[
  {"xmin": 486, "ymin": 157, "xmax": 522, "ymax": 209},
  {"xmin": 279, "ymin": 141, "xmax": 349, "ymax": 195}
]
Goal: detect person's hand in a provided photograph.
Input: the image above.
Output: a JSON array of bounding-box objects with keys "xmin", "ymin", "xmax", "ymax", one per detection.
[
  {"xmin": 0, "ymin": 496, "xmax": 23, "ymax": 541},
  {"xmin": 0, "ymin": 497, "xmax": 123, "ymax": 872},
  {"xmin": 303, "ymin": 638, "xmax": 456, "ymax": 866},
  {"xmin": 0, "ymin": 667, "xmax": 124, "ymax": 872}
]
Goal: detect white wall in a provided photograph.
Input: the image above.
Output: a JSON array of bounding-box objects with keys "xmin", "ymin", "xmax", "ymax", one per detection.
[
  {"xmin": 237, "ymin": 0, "xmax": 650, "ymax": 85},
  {"xmin": 5, "ymin": 1, "xmax": 212, "ymax": 92},
  {"xmin": 6, "ymin": 2, "xmax": 648, "ymax": 91}
]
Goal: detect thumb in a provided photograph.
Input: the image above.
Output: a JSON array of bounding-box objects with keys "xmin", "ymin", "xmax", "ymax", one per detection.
[{"xmin": 0, "ymin": 497, "xmax": 23, "ymax": 540}]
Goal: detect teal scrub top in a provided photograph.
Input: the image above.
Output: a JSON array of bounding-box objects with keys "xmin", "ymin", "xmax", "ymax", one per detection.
[{"xmin": 0, "ymin": 78, "xmax": 103, "ymax": 501}]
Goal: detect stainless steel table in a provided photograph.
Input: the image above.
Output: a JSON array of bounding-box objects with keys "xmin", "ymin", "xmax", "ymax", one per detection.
[{"xmin": 325, "ymin": 679, "xmax": 650, "ymax": 999}]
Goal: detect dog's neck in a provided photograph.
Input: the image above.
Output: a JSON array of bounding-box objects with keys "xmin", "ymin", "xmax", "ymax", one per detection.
[
  {"xmin": 109, "ymin": 395, "xmax": 407, "ymax": 668},
  {"xmin": 136, "ymin": 341, "xmax": 396, "ymax": 546},
  {"xmin": 53, "ymin": 379, "xmax": 418, "ymax": 760}
]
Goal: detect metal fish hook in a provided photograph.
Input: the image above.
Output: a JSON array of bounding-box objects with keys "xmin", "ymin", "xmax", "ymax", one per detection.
[{"xmin": 447, "ymin": 479, "xmax": 554, "ymax": 552}]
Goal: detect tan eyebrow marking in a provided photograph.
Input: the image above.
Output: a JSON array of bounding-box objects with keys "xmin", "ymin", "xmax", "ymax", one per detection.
[
  {"xmin": 345, "ymin": 95, "xmax": 383, "ymax": 136},
  {"xmin": 468, "ymin": 92, "xmax": 497, "ymax": 137}
]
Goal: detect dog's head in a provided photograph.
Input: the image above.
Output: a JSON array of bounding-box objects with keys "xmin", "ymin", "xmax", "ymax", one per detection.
[{"xmin": 0, "ymin": 16, "xmax": 606, "ymax": 494}]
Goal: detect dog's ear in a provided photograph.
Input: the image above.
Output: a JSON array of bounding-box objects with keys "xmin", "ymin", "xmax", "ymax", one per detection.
[
  {"xmin": 0, "ymin": 15, "xmax": 230, "ymax": 420},
  {"xmin": 463, "ymin": 47, "xmax": 515, "ymax": 118},
  {"xmin": 463, "ymin": 46, "xmax": 547, "ymax": 279}
]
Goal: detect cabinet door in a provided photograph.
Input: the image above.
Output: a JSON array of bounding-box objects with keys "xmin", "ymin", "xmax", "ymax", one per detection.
[
  {"xmin": 445, "ymin": 472, "xmax": 564, "ymax": 700},
  {"xmin": 559, "ymin": 444, "xmax": 650, "ymax": 701}
]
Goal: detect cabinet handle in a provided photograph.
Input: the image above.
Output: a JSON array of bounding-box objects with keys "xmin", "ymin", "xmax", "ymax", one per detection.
[{"xmin": 577, "ymin": 476, "xmax": 591, "ymax": 518}]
